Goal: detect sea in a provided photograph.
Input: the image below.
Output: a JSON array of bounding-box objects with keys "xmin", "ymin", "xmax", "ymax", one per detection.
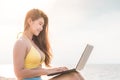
[
  {"xmin": 81, "ymin": 64, "xmax": 120, "ymax": 80},
  {"xmin": 0, "ymin": 64, "xmax": 120, "ymax": 80}
]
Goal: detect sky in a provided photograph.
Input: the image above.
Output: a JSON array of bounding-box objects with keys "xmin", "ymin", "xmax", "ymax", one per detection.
[{"xmin": 0, "ymin": 0, "xmax": 120, "ymax": 66}]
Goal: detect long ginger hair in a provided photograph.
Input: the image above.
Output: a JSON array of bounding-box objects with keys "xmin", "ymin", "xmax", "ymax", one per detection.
[{"xmin": 24, "ymin": 9, "xmax": 52, "ymax": 67}]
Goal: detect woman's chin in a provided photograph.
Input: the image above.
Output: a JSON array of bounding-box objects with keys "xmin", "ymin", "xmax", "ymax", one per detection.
[{"xmin": 35, "ymin": 33, "xmax": 40, "ymax": 36}]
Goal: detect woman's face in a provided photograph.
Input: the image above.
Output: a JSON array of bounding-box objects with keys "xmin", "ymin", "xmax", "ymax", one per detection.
[{"xmin": 29, "ymin": 17, "xmax": 44, "ymax": 36}]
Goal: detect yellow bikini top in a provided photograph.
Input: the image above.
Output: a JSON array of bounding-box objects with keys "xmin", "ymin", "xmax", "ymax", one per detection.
[{"xmin": 23, "ymin": 35, "xmax": 45, "ymax": 69}]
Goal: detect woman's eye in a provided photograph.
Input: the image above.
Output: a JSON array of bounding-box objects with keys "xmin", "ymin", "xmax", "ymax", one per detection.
[{"xmin": 39, "ymin": 23, "xmax": 43, "ymax": 26}]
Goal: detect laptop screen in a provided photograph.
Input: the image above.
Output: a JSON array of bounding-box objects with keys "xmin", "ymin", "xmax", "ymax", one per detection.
[{"xmin": 76, "ymin": 44, "xmax": 93, "ymax": 70}]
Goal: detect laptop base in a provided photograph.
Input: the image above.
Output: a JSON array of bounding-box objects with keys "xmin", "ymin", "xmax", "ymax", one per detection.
[{"xmin": 47, "ymin": 69, "xmax": 76, "ymax": 76}]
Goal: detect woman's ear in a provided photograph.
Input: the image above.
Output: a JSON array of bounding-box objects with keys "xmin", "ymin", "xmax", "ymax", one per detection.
[{"xmin": 27, "ymin": 18, "xmax": 32, "ymax": 26}]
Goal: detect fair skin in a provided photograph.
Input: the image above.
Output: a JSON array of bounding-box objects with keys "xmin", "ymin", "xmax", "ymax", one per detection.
[
  {"xmin": 13, "ymin": 17, "xmax": 67, "ymax": 80},
  {"xmin": 49, "ymin": 71, "xmax": 84, "ymax": 80}
]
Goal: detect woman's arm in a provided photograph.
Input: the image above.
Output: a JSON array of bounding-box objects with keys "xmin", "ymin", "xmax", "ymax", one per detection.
[{"xmin": 13, "ymin": 39, "xmax": 67, "ymax": 79}]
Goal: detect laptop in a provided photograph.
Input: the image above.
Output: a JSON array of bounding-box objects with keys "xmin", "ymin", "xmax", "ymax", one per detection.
[{"xmin": 47, "ymin": 44, "xmax": 94, "ymax": 76}]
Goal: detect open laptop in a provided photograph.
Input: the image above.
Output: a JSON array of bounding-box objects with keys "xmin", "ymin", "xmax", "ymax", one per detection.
[{"xmin": 47, "ymin": 44, "xmax": 94, "ymax": 76}]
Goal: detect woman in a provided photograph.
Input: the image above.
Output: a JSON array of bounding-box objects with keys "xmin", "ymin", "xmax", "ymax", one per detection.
[{"xmin": 13, "ymin": 8, "xmax": 84, "ymax": 80}]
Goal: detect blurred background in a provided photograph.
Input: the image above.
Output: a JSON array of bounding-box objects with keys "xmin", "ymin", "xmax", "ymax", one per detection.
[
  {"xmin": 0, "ymin": 0, "xmax": 120, "ymax": 79},
  {"xmin": 0, "ymin": 0, "xmax": 120, "ymax": 65}
]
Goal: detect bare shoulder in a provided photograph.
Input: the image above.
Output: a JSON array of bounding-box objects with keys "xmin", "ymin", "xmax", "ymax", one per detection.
[
  {"xmin": 13, "ymin": 36, "xmax": 28, "ymax": 54},
  {"xmin": 14, "ymin": 37, "xmax": 26, "ymax": 48}
]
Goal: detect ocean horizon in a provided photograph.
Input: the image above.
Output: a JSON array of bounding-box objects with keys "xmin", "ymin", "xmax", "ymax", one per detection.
[{"xmin": 0, "ymin": 64, "xmax": 120, "ymax": 80}]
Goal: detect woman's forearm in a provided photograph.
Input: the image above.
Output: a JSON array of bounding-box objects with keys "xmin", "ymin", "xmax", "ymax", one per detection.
[
  {"xmin": 14, "ymin": 68, "xmax": 48, "ymax": 79},
  {"xmin": 15, "ymin": 67, "xmax": 67, "ymax": 79}
]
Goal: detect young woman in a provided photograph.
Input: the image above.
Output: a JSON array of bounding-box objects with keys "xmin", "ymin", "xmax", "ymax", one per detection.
[{"xmin": 13, "ymin": 8, "xmax": 84, "ymax": 80}]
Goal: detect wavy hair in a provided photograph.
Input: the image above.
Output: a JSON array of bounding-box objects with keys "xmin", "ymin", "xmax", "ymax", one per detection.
[{"xmin": 24, "ymin": 9, "xmax": 52, "ymax": 67}]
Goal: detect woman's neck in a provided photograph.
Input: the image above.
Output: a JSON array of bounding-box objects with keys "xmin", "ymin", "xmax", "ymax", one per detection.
[{"xmin": 23, "ymin": 30, "xmax": 33, "ymax": 40}]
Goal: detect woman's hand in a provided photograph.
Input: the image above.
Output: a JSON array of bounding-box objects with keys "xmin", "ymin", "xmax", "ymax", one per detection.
[{"xmin": 47, "ymin": 67, "xmax": 68, "ymax": 75}]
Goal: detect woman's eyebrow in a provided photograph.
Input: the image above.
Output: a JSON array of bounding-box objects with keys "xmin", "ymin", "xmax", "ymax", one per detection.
[{"xmin": 39, "ymin": 21, "xmax": 44, "ymax": 24}]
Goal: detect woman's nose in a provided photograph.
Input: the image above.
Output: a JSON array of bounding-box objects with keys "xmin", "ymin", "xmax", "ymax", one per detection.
[
  {"xmin": 38, "ymin": 26, "xmax": 43, "ymax": 31},
  {"xmin": 40, "ymin": 26, "xmax": 43, "ymax": 30}
]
